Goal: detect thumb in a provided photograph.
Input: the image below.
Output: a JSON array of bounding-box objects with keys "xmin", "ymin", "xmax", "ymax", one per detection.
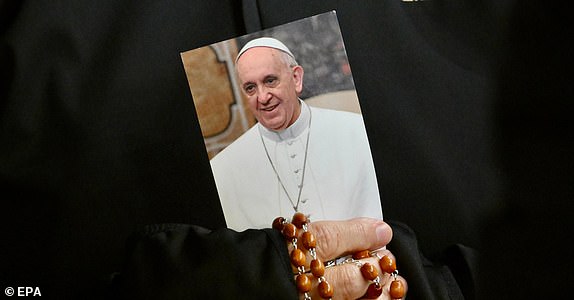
[{"xmin": 308, "ymin": 218, "xmax": 392, "ymax": 261}]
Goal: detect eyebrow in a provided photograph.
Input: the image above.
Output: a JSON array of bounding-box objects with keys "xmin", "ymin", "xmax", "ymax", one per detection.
[
  {"xmin": 264, "ymin": 75, "xmax": 278, "ymax": 81},
  {"xmin": 242, "ymin": 81, "xmax": 254, "ymax": 89}
]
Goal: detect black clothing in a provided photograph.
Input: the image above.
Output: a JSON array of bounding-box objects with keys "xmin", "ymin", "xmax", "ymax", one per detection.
[
  {"xmin": 111, "ymin": 220, "xmax": 474, "ymax": 299},
  {"xmin": 2, "ymin": 1, "xmax": 538, "ymax": 299}
]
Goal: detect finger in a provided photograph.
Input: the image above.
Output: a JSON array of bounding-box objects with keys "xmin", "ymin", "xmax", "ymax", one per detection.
[
  {"xmin": 323, "ymin": 251, "xmax": 405, "ymax": 300},
  {"xmin": 357, "ymin": 275, "xmax": 408, "ymax": 300},
  {"xmin": 379, "ymin": 274, "xmax": 408, "ymax": 300},
  {"xmin": 297, "ymin": 250, "xmax": 407, "ymax": 300},
  {"xmin": 303, "ymin": 257, "xmax": 378, "ymax": 300},
  {"xmin": 330, "ymin": 257, "xmax": 380, "ymax": 299},
  {"xmin": 371, "ymin": 251, "xmax": 407, "ymax": 300},
  {"xmin": 308, "ymin": 217, "xmax": 393, "ymax": 261},
  {"xmin": 307, "ymin": 255, "xmax": 405, "ymax": 300},
  {"xmin": 371, "ymin": 250, "xmax": 407, "ymax": 300}
]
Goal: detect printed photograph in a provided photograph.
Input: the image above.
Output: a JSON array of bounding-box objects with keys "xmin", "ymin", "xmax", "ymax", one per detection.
[{"xmin": 181, "ymin": 11, "xmax": 383, "ymax": 230}]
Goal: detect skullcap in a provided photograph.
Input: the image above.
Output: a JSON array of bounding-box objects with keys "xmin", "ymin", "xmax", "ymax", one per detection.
[{"xmin": 236, "ymin": 37, "xmax": 295, "ymax": 63}]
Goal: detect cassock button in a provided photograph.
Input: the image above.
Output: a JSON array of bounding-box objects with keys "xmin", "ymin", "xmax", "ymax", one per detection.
[
  {"xmin": 290, "ymin": 154, "xmax": 297, "ymax": 158},
  {"xmin": 294, "ymin": 169, "xmax": 300, "ymax": 174},
  {"xmin": 301, "ymin": 198, "xmax": 308, "ymax": 203}
]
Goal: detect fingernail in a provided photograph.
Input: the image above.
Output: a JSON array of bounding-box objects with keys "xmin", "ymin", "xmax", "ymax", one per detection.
[{"xmin": 375, "ymin": 222, "xmax": 391, "ymax": 244}]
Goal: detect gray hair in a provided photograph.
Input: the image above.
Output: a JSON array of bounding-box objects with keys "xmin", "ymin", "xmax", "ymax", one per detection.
[{"xmin": 277, "ymin": 49, "xmax": 299, "ymax": 68}]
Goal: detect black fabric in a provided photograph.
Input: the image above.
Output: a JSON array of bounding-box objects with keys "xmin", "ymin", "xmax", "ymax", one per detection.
[
  {"xmin": 478, "ymin": 1, "xmax": 574, "ymax": 298},
  {"xmin": 112, "ymin": 220, "xmax": 477, "ymax": 300},
  {"xmin": 242, "ymin": 0, "xmax": 263, "ymax": 33},
  {"xmin": 1, "ymin": 0, "xmax": 244, "ymax": 298},
  {"xmin": 113, "ymin": 224, "xmax": 297, "ymax": 299},
  {"xmin": 387, "ymin": 221, "xmax": 475, "ymax": 300}
]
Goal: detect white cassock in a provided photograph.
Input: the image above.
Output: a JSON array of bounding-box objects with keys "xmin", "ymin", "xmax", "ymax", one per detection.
[{"xmin": 210, "ymin": 100, "xmax": 383, "ymax": 231}]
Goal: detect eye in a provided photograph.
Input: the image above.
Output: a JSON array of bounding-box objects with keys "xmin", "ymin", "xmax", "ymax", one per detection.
[
  {"xmin": 244, "ymin": 84, "xmax": 256, "ymax": 96},
  {"xmin": 264, "ymin": 76, "xmax": 278, "ymax": 86}
]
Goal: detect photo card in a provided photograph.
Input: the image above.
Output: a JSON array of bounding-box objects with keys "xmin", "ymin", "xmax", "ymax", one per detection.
[{"xmin": 181, "ymin": 11, "xmax": 383, "ymax": 230}]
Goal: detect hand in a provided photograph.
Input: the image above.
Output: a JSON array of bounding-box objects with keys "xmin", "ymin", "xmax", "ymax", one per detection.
[{"xmin": 280, "ymin": 216, "xmax": 408, "ymax": 299}]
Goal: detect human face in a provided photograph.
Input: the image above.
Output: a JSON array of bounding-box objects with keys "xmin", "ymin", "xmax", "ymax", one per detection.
[{"xmin": 236, "ymin": 47, "xmax": 304, "ymax": 131}]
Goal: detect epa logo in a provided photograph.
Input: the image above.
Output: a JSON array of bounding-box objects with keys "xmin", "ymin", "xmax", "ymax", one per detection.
[{"xmin": 4, "ymin": 287, "xmax": 42, "ymax": 297}]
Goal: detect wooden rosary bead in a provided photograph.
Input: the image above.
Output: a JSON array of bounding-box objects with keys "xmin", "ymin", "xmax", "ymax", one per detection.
[
  {"xmin": 292, "ymin": 212, "xmax": 308, "ymax": 228},
  {"xmin": 272, "ymin": 217, "xmax": 286, "ymax": 231},
  {"xmin": 296, "ymin": 274, "xmax": 312, "ymax": 293},
  {"xmin": 389, "ymin": 279, "xmax": 405, "ymax": 299},
  {"xmin": 353, "ymin": 250, "xmax": 370, "ymax": 260},
  {"xmin": 379, "ymin": 255, "xmax": 396, "ymax": 274},
  {"xmin": 364, "ymin": 282, "xmax": 383, "ymax": 299},
  {"xmin": 274, "ymin": 214, "xmax": 335, "ymax": 299},
  {"xmin": 318, "ymin": 280, "xmax": 334, "ymax": 298},
  {"xmin": 301, "ymin": 231, "xmax": 316, "ymax": 250},
  {"xmin": 282, "ymin": 223, "xmax": 297, "ymax": 240},
  {"xmin": 290, "ymin": 248, "xmax": 306, "ymax": 267},
  {"xmin": 310, "ymin": 258, "xmax": 325, "ymax": 277},
  {"xmin": 360, "ymin": 263, "xmax": 379, "ymax": 281}
]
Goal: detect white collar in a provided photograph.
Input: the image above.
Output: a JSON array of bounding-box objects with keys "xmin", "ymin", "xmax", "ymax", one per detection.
[{"xmin": 258, "ymin": 100, "xmax": 310, "ymax": 142}]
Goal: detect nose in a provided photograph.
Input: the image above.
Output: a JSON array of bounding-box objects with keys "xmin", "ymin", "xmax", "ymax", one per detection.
[{"xmin": 256, "ymin": 86, "xmax": 272, "ymax": 104}]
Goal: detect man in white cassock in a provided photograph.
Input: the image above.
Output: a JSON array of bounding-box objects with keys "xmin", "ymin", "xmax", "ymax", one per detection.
[{"xmin": 210, "ymin": 37, "xmax": 383, "ymax": 231}]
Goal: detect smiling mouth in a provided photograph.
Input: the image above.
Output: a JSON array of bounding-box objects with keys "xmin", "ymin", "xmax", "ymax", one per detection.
[{"xmin": 261, "ymin": 104, "xmax": 278, "ymax": 112}]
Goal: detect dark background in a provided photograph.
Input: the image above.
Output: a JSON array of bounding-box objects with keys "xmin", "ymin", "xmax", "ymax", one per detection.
[{"xmin": 2, "ymin": 0, "xmax": 572, "ymax": 298}]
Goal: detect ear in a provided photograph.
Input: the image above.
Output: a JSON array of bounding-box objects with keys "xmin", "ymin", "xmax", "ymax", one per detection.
[{"xmin": 292, "ymin": 65, "xmax": 304, "ymax": 95}]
